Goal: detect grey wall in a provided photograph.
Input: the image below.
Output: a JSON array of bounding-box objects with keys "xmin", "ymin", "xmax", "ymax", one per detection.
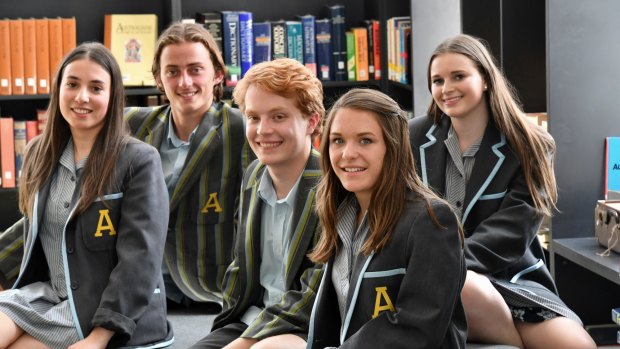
[
  {"xmin": 548, "ymin": 0, "xmax": 620, "ymax": 238},
  {"xmin": 411, "ymin": 0, "xmax": 461, "ymax": 116}
]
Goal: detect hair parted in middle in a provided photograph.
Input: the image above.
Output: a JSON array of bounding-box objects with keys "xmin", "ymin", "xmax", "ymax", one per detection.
[
  {"xmin": 232, "ymin": 58, "xmax": 325, "ymax": 140},
  {"xmin": 310, "ymin": 88, "xmax": 452, "ymax": 263}
]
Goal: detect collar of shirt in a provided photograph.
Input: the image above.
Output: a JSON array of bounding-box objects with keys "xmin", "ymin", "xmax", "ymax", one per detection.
[
  {"xmin": 59, "ymin": 138, "xmax": 87, "ymax": 175},
  {"xmin": 444, "ymin": 125, "xmax": 482, "ymax": 175},
  {"xmin": 257, "ymin": 169, "xmax": 302, "ymax": 209},
  {"xmin": 166, "ymin": 114, "xmax": 198, "ymax": 148}
]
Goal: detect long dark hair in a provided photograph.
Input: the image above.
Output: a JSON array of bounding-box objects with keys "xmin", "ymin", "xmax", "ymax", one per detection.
[{"xmin": 19, "ymin": 42, "xmax": 129, "ymax": 217}]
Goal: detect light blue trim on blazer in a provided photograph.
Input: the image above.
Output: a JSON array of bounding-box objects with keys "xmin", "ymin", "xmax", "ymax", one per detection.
[
  {"xmin": 462, "ymin": 134, "xmax": 507, "ymax": 225},
  {"xmin": 116, "ymin": 337, "xmax": 176, "ymax": 349},
  {"xmin": 306, "ymin": 261, "xmax": 330, "ymax": 348},
  {"xmin": 510, "ymin": 259, "xmax": 544, "ymax": 283},
  {"xmin": 419, "ymin": 124, "xmax": 438, "ymax": 186},
  {"xmin": 94, "ymin": 192, "xmax": 123, "ymax": 202},
  {"xmin": 363, "ymin": 268, "xmax": 406, "ymax": 278},
  {"xmin": 13, "ymin": 193, "xmax": 39, "ymax": 288},
  {"xmin": 340, "ymin": 253, "xmax": 375, "ymax": 344},
  {"xmin": 479, "ymin": 190, "xmax": 507, "ymax": 201}
]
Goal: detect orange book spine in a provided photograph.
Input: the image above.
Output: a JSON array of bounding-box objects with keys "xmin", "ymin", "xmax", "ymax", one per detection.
[
  {"xmin": 9, "ymin": 19, "xmax": 25, "ymax": 95},
  {"xmin": 62, "ymin": 17, "xmax": 76, "ymax": 57},
  {"xmin": 35, "ymin": 18, "xmax": 50, "ymax": 94},
  {"xmin": 0, "ymin": 117, "xmax": 16, "ymax": 188},
  {"xmin": 0, "ymin": 20, "xmax": 11, "ymax": 95},
  {"xmin": 22, "ymin": 18, "xmax": 37, "ymax": 95},
  {"xmin": 25, "ymin": 120, "xmax": 38, "ymax": 143},
  {"xmin": 48, "ymin": 18, "xmax": 63, "ymax": 81},
  {"xmin": 352, "ymin": 27, "xmax": 369, "ymax": 81}
]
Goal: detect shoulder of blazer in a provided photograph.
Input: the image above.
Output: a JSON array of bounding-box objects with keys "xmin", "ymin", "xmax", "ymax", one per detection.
[
  {"xmin": 124, "ymin": 105, "xmax": 170, "ymax": 138},
  {"xmin": 242, "ymin": 159, "xmax": 266, "ymax": 191},
  {"xmin": 302, "ymin": 148, "xmax": 322, "ymax": 177}
]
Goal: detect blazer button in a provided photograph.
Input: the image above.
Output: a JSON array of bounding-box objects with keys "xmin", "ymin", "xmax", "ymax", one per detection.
[
  {"xmin": 70, "ymin": 281, "xmax": 78, "ymax": 290},
  {"xmin": 63, "ymin": 202, "xmax": 70, "ymax": 208},
  {"xmin": 66, "ymin": 246, "xmax": 74, "ymax": 254}
]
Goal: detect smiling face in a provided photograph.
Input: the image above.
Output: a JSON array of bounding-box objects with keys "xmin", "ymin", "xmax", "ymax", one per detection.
[
  {"xmin": 156, "ymin": 41, "xmax": 224, "ymax": 120},
  {"xmin": 329, "ymin": 107, "xmax": 386, "ymax": 210},
  {"xmin": 244, "ymin": 84, "xmax": 319, "ymax": 173},
  {"xmin": 430, "ymin": 52, "xmax": 488, "ymax": 123},
  {"xmin": 59, "ymin": 58, "xmax": 111, "ymax": 139}
]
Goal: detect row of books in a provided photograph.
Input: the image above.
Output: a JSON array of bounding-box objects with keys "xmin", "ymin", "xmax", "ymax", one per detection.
[
  {"xmin": 0, "ymin": 114, "xmax": 46, "ymax": 188},
  {"xmin": 193, "ymin": 6, "xmax": 382, "ymax": 85},
  {"xmin": 386, "ymin": 16, "xmax": 411, "ymax": 84},
  {"xmin": 0, "ymin": 17, "xmax": 76, "ymax": 96},
  {"xmin": 612, "ymin": 307, "xmax": 620, "ymax": 343}
]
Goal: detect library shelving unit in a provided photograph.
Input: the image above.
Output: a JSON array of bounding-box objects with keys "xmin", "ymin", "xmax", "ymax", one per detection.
[{"xmin": 0, "ymin": 0, "xmax": 414, "ymax": 230}]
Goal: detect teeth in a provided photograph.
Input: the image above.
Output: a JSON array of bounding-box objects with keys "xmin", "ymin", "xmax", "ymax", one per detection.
[
  {"xmin": 344, "ymin": 168, "xmax": 364, "ymax": 172},
  {"xmin": 260, "ymin": 142, "xmax": 280, "ymax": 148},
  {"xmin": 444, "ymin": 96, "xmax": 461, "ymax": 103},
  {"xmin": 180, "ymin": 91, "xmax": 197, "ymax": 97},
  {"xmin": 73, "ymin": 108, "xmax": 91, "ymax": 114}
]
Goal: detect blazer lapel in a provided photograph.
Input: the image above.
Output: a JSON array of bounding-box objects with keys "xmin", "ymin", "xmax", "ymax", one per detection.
[
  {"xmin": 284, "ymin": 150, "xmax": 321, "ymax": 288},
  {"xmin": 341, "ymin": 252, "xmax": 375, "ymax": 343},
  {"xmin": 133, "ymin": 106, "xmax": 168, "ymax": 148},
  {"xmin": 169, "ymin": 104, "xmax": 223, "ymax": 210},
  {"xmin": 419, "ymin": 116, "xmax": 450, "ymax": 194},
  {"xmin": 462, "ymin": 122, "xmax": 507, "ymax": 226}
]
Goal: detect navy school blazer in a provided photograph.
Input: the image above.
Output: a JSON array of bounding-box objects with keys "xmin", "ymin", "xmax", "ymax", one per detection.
[{"xmin": 307, "ymin": 193, "xmax": 467, "ymax": 349}]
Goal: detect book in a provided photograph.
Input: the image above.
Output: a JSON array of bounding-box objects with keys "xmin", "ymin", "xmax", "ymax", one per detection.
[
  {"xmin": 345, "ymin": 31, "xmax": 356, "ymax": 81},
  {"xmin": 220, "ymin": 11, "xmax": 241, "ymax": 87},
  {"xmin": 286, "ymin": 21, "xmax": 303, "ymax": 64},
  {"xmin": 9, "ymin": 19, "xmax": 25, "ymax": 95},
  {"xmin": 22, "ymin": 18, "xmax": 37, "ymax": 95},
  {"xmin": 327, "ymin": 5, "xmax": 347, "ymax": 81},
  {"xmin": 612, "ymin": 307, "xmax": 620, "ymax": 325},
  {"xmin": 252, "ymin": 21, "xmax": 271, "ymax": 65},
  {"xmin": 13, "ymin": 120, "xmax": 26, "ymax": 181},
  {"xmin": 36, "ymin": 108, "xmax": 47, "ymax": 134},
  {"xmin": 0, "ymin": 117, "xmax": 16, "ymax": 188},
  {"xmin": 0, "ymin": 20, "xmax": 12, "ymax": 95},
  {"xmin": 371, "ymin": 19, "xmax": 381, "ymax": 80},
  {"xmin": 605, "ymin": 137, "xmax": 620, "ymax": 200},
  {"xmin": 62, "ymin": 17, "xmax": 77, "ymax": 57},
  {"xmin": 25, "ymin": 120, "xmax": 38, "ymax": 142},
  {"xmin": 104, "ymin": 14, "xmax": 158, "ymax": 86},
  {"xmin": 238, "ymin": 11, "xmax": 253, "ymax": 77},
  {"xmin": 315, "ymin": 19, "xmax": 332, "ymax": 81},
  {"xmin": 298, "ymin": 15, "xmax": 317, "ymax": 76},
  {"xmin": 363, "ymin": 19, "xmax": 377, "ymax": 80},
  {"xmin": 271, "ymin": 20, "xmax": 287, "ymax": 60},
  {"xmin": 196, "ymin": 12, "xmax": 223, "ymax": 55},
  {"xmin": 352, "ymin": 27, "xmax": 369, "ymax": 81},
  {"xmin": 35, "ymin": 18, "xmax": 50, "ymax": 94},
  {"xmin": 48, "ymin": 17, "xmax": 63, "ymax": 80}
]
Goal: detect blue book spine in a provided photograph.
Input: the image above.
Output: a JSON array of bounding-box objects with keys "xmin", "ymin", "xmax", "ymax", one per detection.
[
  {"xmin": 221, "ymin": 11, "xmax": 241, "ymax": 86},
  {"xmin": 286, "ymin": 21, "xmax": 303, "ymax": 64},
  {"xmin": 13, "ymin": 120, "xmax": 26, "ymax": 182},
  {"xmin": 299, "ymin": 15, "xmax": 316, "ymax": 75},
  {"xmin": 252, "ymin": 22, "xmax": 271, "ymax": 65},
  {"xmin": 238, "ymin": 12, "xmax": 253, "ymax": 77},
  {"xmin": 315, "ymin": 18, "xmax": 332, "ymax": 81},
  {"xmin": 327, "ymin": 5, "xmax": 346, "ymax": 81}
]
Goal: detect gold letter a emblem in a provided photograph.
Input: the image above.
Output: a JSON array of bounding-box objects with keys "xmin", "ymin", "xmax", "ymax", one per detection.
[
  {"xmin": 372, "ymin": 286, "xmax": 396, "ymax": 318},
  {"xmin": 201, "ymin": 192, "xmax": 223, "ymax": 213},
  {"xmin": 94, "ymin": 209, "xmax": 117, "ymax": 237}
]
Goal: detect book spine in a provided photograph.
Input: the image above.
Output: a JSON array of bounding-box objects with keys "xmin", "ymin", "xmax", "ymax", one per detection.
[
  {"xmin": 48, "ymin": 17, "xmax": 63, "ymax": 80},
  {"xmin": 372, "ymin": 19, "xmax": 381, "ymax": 80},
  {"xmin": 0, "ymin": 117, "xmax": 16, "ymax": 188},
  {"xmin": 0, "ymin": 20, "xmax": 11, "ymax": 95},
  {"xmin": 353, "ymin": 27, "xmax": 368, "ymax": 81},
  {"xmin": 9, "ymin": 19, "xmax": 25, "ymax": 95},
  {"xmin": 345, "ymin": 31, "xmax": 355, "ymax": 81},
  {"xmin": 362, "ymin": 20, "xmax": 374, "ymax": 80},
  {"xmin": 62, "ymin": 17, "xmax": 77, "ymax": 57},
  {"xmin": 35, "ymin": 18, "xmax": 50, "ymax": 94},
  {"xmin": 238, "ymin": 11, "xmax": 253, "ymax": 77},
  {"xmin": 22, "ymin": 18, "xmax": 37, "ymax": 95},
  {"xmin": 328, "ymin": 5, "xmax": 347, "ymax": 81},
  {"xmin": 300, "ymin": 15, "xmax": 316, "ymax": 75},
  {"xmin": 315, "ymin": 19, "xmax": 332, "ymax": 81},
  {"xmin": 221, "ymin": 11, "xmax": 241, "ymax": 87},
  {"xmin": 612, "ymin": 307, "xmax": 620, "ymax": 325},
  {"xmin": 252, "ymin": 22, "xmax": 271, "ymax": 65},
  {"xmin": 25, "ymin": 120, "xmax": 38, "ymax": 142},
  {"xmin": 13, "ymin": 120, "xmax": 26, "ymax": 182},
  {"xmin": 271, "ymin": 20, "xmax": 287, "ymax": 60},
  {"xmin": 286, "ymin": 21, "xmax": 303, "ymax": 64},
  {"xmin": 196, "ymin": 12, "xmax": 223, "ymax": 55}
]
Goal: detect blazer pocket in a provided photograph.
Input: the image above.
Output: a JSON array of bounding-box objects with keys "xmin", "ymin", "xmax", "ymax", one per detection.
[
  {"xmin": 479, "ymin": 190, "xmax": 507, "ymax": 201},
  {"xmin": 81, "ymin": 193, "xmax": 123, "ymax": 251},
  {"xmin": 360, "ymin": 268, "xmax": 406, "ymax": 319}
]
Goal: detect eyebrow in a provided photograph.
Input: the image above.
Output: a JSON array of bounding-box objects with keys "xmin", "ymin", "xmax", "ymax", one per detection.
[
  {"xmin": 330, "ymin": 131, "xmax": 377, "ymax": 137},
  {"xmin": 65, "ymin": 75, "xmax": 106, "ymax": 84}
]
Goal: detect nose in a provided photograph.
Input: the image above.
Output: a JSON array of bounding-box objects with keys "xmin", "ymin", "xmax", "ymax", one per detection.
[
  {"xmin": 341, "ymin": 142, "xmax": 358, "ymax": 160},
  {"xmin": 256, "ymin": 119, "xmax": 272, "ymax": 135},
  {"xmin": 442, "ymin": 79, "xmax": 453, "ymax": 94},
  {"xmin": 75, "ymin": 87, "xmax": 88, "ymax": 103},
  {"xmin": 178, "ymin": 70, "xmax": 192, "ymax": 87}
]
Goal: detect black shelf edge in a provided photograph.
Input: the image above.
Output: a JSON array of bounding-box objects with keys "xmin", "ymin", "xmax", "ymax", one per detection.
[
  {"xmin": 552, "ymin": 237, "xmax": 620, "ymax": 286},
  {"xmin": 0, "ymin": 87, "xmax": 162, "ymax": 100},
  {"xmin": 0, "ymin": 94, "xmax": 49, "ymax": 101},
  {"xmin": 388, "ymin": 80, "xmax": 413, "ymax": 92}
]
